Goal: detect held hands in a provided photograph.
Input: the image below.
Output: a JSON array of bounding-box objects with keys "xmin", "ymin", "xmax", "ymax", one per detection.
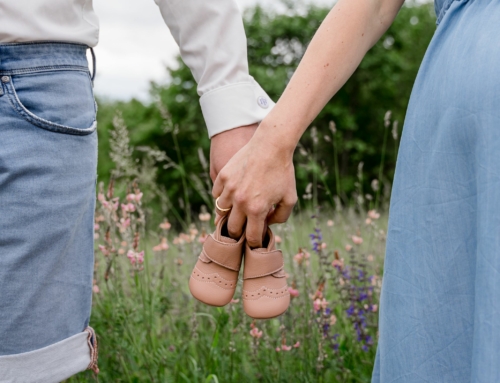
[
  {"xmin": 212, "ymin": 129, "xmax": 298, "ymax": 248},
  {"xmin": 209, "ymin": 123, "xmax": 258, "ymax": 182}
]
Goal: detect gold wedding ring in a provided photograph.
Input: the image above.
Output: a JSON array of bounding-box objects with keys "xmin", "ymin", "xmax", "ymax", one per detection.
[{"xmin": 215, "ymin": 197, "xmax": 231, "ymax": 212}]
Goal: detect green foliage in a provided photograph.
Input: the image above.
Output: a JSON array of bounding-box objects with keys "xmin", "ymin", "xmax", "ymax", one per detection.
[{"xmin": 95, "ymin": 2, "xmax": 436, "ymax": 221}]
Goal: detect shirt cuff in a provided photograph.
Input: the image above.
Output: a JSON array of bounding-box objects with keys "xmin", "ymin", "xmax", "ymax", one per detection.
[{"xmin": 199, "ymin": 77, "xmax": 275, "ymax": 138}]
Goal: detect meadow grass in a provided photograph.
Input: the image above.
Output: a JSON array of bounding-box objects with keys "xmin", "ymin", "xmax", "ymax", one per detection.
[
  {"xmin": 67, "ymin": 189, "xmax": 386, "ymax": 383},
  {"xmin": 65, "ymin": 109, "xmax": 392, "ymax": 382}
]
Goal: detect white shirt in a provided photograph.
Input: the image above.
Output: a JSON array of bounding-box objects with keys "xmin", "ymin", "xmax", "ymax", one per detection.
[{"xmin": 0, "ymin": 0, "xmax": 274, "ymax": 137}]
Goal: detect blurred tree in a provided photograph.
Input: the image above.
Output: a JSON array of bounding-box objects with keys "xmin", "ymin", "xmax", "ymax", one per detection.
[{"xmin": 96, "ymin": 1, "xmax": 436, "ymax": 219}]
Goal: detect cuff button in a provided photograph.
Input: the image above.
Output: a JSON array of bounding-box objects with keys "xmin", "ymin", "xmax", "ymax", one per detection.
[{"xmin": 257, "ymin": 96, "xmax": 269, "ymax": 109}]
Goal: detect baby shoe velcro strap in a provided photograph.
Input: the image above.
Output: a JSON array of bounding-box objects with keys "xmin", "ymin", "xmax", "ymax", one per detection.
[
  {"xmin": 243, "ymin": 249, "xmax": 284, "ymax": 279},
  {"xmin": 202, "ymin": 235, "xmax": 243, "ymax": 271}
]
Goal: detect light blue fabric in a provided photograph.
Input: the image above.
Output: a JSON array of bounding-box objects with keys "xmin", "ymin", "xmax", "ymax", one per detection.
[
  {"xmin": 373, "ymin": 0, "xmax": 500, "ymax": 381},
  {"xmin": 0, "ymin": 43, "xmax": 97, "ymax": 355}
]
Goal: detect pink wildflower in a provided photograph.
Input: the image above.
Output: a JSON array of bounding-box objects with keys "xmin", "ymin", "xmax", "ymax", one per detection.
[
  {"xmin": 293, "ymin": 341, "xmax": 300, "ymax": 348},
  {"xmin": 127, "ymin": 250, "xmax": 145, "ymax": 265},
  {"xmin": 365, "ymin": 218, "xmax": 372, "ymax": 225},
  {"xmin": 294, "ymin": 249, "xmax": 311, "ymax": 265},
  {"xmin": 371, "ymin": 304, "xmax": 378, "ymax": 312},
  {"xmin": 126, "ymin": 192, "xmax": 143, "ymax": 202},
  {"xmin": 321, "ymin": 242, "xmax": 327, "ymax": 249},
  {"xmin": 281, "ymin": 345, "xmax": 292, "ymax": 351},
  {"xmin": 313, "ymin": 298, "xmax": 328, "ymax": 312},
  {"xmin": 230, "ymin": 299, "xmax": 239, "ymax": 304},
  {"xmin": 199, "ymin": 212, "xmax": 211, "ymax": 222},
  {"xmin": 159, "ymin": 221, "xmax": 171, "ymax": 230},
  {"xmin": 367, "ymin": 254, "xmax": 374, "ymax": 262},
  {"xmin": 327, "ymin": 220, "xmax": 334, "ymax": 227},
  {"xmin": 92, "ymin": 284, "xmax": 100, "ymax": 294},
  {"xmin": 198, "ymin": 233, "xmax": 208, "ymax": 243},
  {"xmin": 352, "ymin": 235, "xmax": 363, "ymax": 245},
  {"xmin": 275, "ymin": 347, "xmax": 281, "ymax": 352},
  {"xmin": 275, "ymin": 235, "xmax": 282, "ymax": 244},
  {"xmin": 368, "ymin": 210, "xmax": 380, "ymax": 220},
  {"xmin": 94, "ymin": 223, "xmax": 100, "ymax": 231},
  {"xmin": 121, "ymin": 203, "xmax": 136, "ymax": 213},
  {"xmin": 345, "ymin": 244, "xmax": 353, "ymax": 252},
  {"xmin": 250, "ymin": 327, "xmax": 263, "ymax": 339},
  {"xmin": 98, "ymin": 245, "xmax": 109, "ymax": 256},
  {"xmin": 332, "ymin": 258, "xmax": 344, "ymax": 269},
  {"xmin": 330, "ymin": 314, "xmax": 337, "ymax": 326},
  {"xmin": 288, "ymin": 287, "xmax": 299, "ymax": 297},
  {"xmin": 153, "ymin": 237, "xmax": 169, "ymax": 252}
]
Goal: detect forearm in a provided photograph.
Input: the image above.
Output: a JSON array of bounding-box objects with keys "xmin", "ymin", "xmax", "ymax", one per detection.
[
  {"xmin": 254, "ymin": 0, "xmax": 403, "ymax": 153},
  {"xmin": 154, "ymin": 0, "xmax": 274, "ymax": 137}
]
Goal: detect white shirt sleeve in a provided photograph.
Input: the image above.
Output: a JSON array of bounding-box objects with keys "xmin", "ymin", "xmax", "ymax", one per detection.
[{"xmin": 154, "ymin": 0, "xmax": 274, "ymax": 138}]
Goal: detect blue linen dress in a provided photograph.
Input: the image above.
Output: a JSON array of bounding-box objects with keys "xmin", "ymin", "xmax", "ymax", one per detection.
[{"xmin": 372, "ymin": 0, "xmax": 500, "ymax": 382}]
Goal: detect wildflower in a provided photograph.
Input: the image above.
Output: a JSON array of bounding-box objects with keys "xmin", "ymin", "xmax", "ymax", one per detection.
[
  {"xmin": 345, "ymin": 244, "xmax": 353, "ymax": 252},
  {"xmin": 288, "ymin": 287, "xmax": 299, "ymax": 297},
  {"xmin": 250, "ymin": 327, "xmax": 263, "ymax": 339},
  {"xmin": 159, "ymin": 220, "xmax": 171, "ymax": 230},
  {"xmin": 367, "ymin": 254, "xmax": 374, "ymax": 262},
  {"xmin": 118, "ymin": 248, "xmax": 125, "ymax": 255},
  {"xmin": 368, "ymin": 210, "xmax": 380, "ymax": 220},
  {"xmin": 126, "ymin": 192, "xmax": 143, "ymax": 202},
  {"xmin": 365, "ymin": 218, "xmax": 372, "ymax": 225},
  {"xmin": 371, "ymin": 304, "xmax": 378, "ymax": 312},
  {"xmin": 330, "ymin": 315, "xmax": 337, "ymax": 326},
  {"xmin": 153, "ymin": 237, "xmax": 169, "ymax": 252},
  {"xmin": 281, "ymin": 345, "xmax": 292, "ymax": 351},
  {"xmin": 199, "ymin": 212, "xmax": 211, "ymax": 222},
  {"xmin": 314, "ymin": 298, "xmax": 328, "ymax": 312},
  {"xmin": 94, "ymin": 233, "xmax": 99, "ymax": 240},
  {"xmin": 127, "ymin": 250, "xmax": 144, "ymax": 265},
  {"xmin": 293, "ymin": 341, "xmax": 300, "ymax": 348},
  {"xmin": 230, "ymin": 299, "xmax": 239, "ymax": 304},
  {"xmin": 98, "ymin": 245, "xmax": 110, "ymax": 256},
  {"xmin": 321, "ymin": 242, "xmax": 327, "ymax": 249},
  {"xmin": 198, "ymin": 233, "xmax": 208, "ymax": 243},
  {"xmin": 275, "ymin": 347, "xmax": 281, "ymax": 352},
  {"xmin": 352, "ymin": 235, "xmax": 363, "ymax": 245},
  {"xmin": 119, "ymin": 217, "xmax": 131, "ymax": 230},
  {"xmin": 275, "ymin": 235, "xmax": 282, "ymax": 244},
  {"xmin": 94, "ymin": 223, "xmax": 100, "ymax": 231},
  {"xmin": 92, "ymin": 284, "xmax": 100, "ymax": 294},
  {"xmin": 371, "ymin": 179, "xmax": 380, "ymax": 192},
  {"xmin": 332, "ymin": 258, "xmax": 344, "ymax": 269},
  {"xmin": 327, "ymin": 219, "xmax": 334, "ymax": 227},
  {"xmin": 121, "ymin": 203, "xmax": 136, "ymax": 213},
  {"xmin": 293, "ymin": 249, "xmax": 310, "ymax": 265}
]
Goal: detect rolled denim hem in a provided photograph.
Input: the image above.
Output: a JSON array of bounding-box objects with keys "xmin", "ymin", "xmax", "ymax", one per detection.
[{"xmin": 0, "ymin": 328, "xmax": 97, "ymax": 383}]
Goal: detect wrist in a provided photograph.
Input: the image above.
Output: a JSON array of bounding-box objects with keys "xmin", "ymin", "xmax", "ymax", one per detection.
[{"xmin": 251, "ymin": 119, "xmax": 299, "ymax": 159}]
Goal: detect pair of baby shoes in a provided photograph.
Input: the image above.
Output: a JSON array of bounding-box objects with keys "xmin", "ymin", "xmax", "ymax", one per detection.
[{"xmin": 189, "ymin": 216, "xmax": 290, "ymax": 319}]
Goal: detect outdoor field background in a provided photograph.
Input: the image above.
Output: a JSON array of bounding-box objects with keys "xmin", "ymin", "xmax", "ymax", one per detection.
[{"xmin": 68, "ymin": 2, "xmax": 436, "ymax": 381}]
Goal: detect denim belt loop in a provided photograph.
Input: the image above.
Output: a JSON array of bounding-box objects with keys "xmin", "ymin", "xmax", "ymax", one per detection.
[{"xmin": 89, "ymin": 47, "xmax": 96, "ymax": 87}]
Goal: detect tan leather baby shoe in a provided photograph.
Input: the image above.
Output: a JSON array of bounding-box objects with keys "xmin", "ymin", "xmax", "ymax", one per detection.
[
  {"xmin": 189, "ymin": 216, "xmax": 245, "ymax": 307},
  {"xmin": 242, "ymin": 228, "xmax": 290, "ymax": 319}
]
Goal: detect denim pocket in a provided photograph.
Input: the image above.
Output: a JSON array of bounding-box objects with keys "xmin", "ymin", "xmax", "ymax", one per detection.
[{"xmin": 4, "ymin": 70, "xmax": 97, "ymax": 136}]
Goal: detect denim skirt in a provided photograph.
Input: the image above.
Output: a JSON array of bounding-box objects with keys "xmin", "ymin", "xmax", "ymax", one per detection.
[
  {"xmin": 0, "ymin": 43, "xmax": 98, "ymax": 381},
  {"xmin": 373, "ymin": 0, "xmax": 500, "ymax": 382}
]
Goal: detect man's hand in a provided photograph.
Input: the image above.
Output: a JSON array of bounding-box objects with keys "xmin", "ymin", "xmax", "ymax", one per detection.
[{"xmin": 209, "ymin": 123, "xmax": 258, "ymax": 182}]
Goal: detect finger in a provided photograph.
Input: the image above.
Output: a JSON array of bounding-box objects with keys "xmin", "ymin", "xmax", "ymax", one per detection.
[
  {"xmin": 246, "ymin": 211, "xmax": 268, "ymax": 248},
  {"xmin": 212, "ymin": 170, "xmax": 226, "ymax": 199},
  {"xmin": 267, "ymin": 195, "xmax": 297, "ymax": 225},
  {"xmin": 227, "ymin": 205, "xmax": 246, "ymax": 239}
]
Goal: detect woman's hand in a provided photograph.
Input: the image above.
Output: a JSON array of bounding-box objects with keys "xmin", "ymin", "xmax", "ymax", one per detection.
[{"xmin": 212, "ymin": 129, "xmax": 298, "ymax": 248}]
